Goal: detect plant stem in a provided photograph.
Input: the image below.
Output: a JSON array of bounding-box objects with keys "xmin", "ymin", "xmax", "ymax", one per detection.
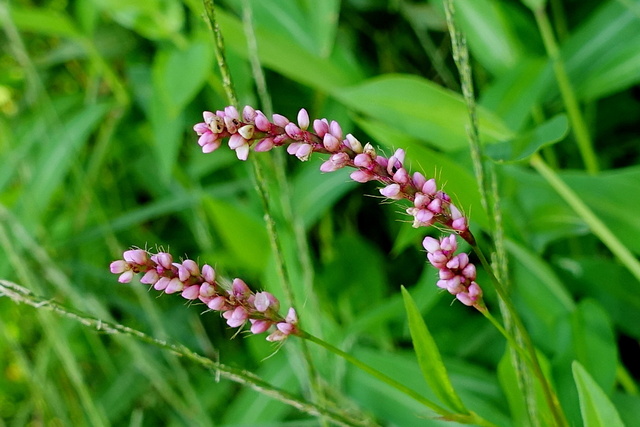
[
  {"xmin": 204, "ymin": 0, "xmax": 326, "ymax": 420},
  {"xmin": 0, "ymin": 281, "xmax": 372, "ymax": 427},
  {"xmin": 533, "ymin": 5, "xmax": 598, "ymax": 174},
  {"xmin": 530, "ymin": 153, "xmax": 640, "ymax": 283},
  {"xmin": 300, "ymin": 331, "xmax": 498, "ymax": 427},
  {"xmin": 470, "ymin": 242, "xmax": 569, "ymax": 427}
]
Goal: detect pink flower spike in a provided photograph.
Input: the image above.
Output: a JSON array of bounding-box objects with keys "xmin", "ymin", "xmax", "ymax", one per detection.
[
  {"xmin": 140, "ymin": 270, "xmax": 159, "ymax": 285},
  {"xmin": 164, "ymin": 278, "xmax": 185, "ymax": 294},
  {"xmin": 238, "ymin": 124, "xmax": 255, "ymax": 140},
  {"xmin": 254, "ymin": 292, "xmax": 272, "ymax": 312},
  {"xmin": 199, "ymin": 282, "xmax": 216, "ymax": 298},
  {"xmin": 272, "ymin": 113, "xmax": 289, "ymax": 127},
  {"xmin": 422, "ymin": 236, "xmax": 440, "ymax": 253},
  {"xmin": 232, "ymin": 278, "xmax": 251, "ymax": 298},
  {"xmin": 181, "ymin": 285, "xmax": 200, "ymax": 300},
  {"xmin": 228, "ymin": 134, "xmax": 247, "ymax": 150},
  {"xmin": 380, "ymin": 183, "xmax": 401, "ymax": 199},
  {"xmin": 202, "ymin": 140, "xmax": 222, "ymax": 153},
  {"xmin": 313, "ymin": 119, "xmax": 329, "ymax": 137},
  {"xmin": 413, "ymin": 172, "xmax": 427, "ymax": 189},
  {"xmin": 285, "ymin": 307, "xmax": 298, "ymax": 324},
  {"xmin": 350, "ymin": 170, "xmax": 374, "ymax": 183},
  {"xmin": 427, "ymin": 198, "xmax": 442, "ymax": 214},
  {"xmin": 266, "ymin": 330, "xmax": 287, "ymax": 342},
  {"xmin": 123, "ymin": 249, "xmax": 147, "ymax": 265},
  {"xmin": 329, "ymin": 121, "xmax": 342, "ymax": 139},
  {"xmin": 118, "ymin": 270, "xmax": 134, "ymax": 283},
  {"xmin": 415, "ymin": 209, "xmax": 434, "ymax": 225},
  {"xmin": 452, "ymin": 217, "xmax": 468, "ymax": 232},
  {"xmin": 353, "ymin": 153, "xmax": 373, "ymax": 168},
  {"xmin": 393, "ymin": 168, "xmax": 410, "ymax": 185},
  {"xmin": 182, "ymin": 260, "xmax": 199, "ymax": 276},
  {"xmin": 277, "ymin": 322, "xmax": 295, "ymax": 335},
  {"xmin": 202, "ymin": 264, "xmax": 216, "ymax": 283},
  {"xmin": 297, "ymin": 109, "xmax": 310, "ymax": 130},
  {"xmin": 323, "ymin": 134, "xmax": 341, "ymax": 152},
  {"xmin": 287, "ymin": 142, "xmax": 301, "ymax": 155},
  {"xmin": 203, "ymin": 111, "xmax": 215, "ymax": 124},
  {"xmin": 254, "ymin": 137, "xmax": 275, "ymax": 152},
  {"xmin": 151, "ymin": 252, "xmax": 173, "ymax": 270},
  {"xmin": 223, "ymin": 115, "xmax": 238, "ymax": 133},
  {"xmin": 198, "ymin": 132, "xmax": 215, "ymax": 147},
  {"xmin": 285, "ymin": 122, "xmax": 303, "ymax": 139},
  {"xmin": 295, "ymin": 144, "xmax": 313, "ymax": 161},
  {"xmin": 242, "ymin": 105, "xmax": 256, "ymax": 122},
  {"xmin": 235, "ymin": 144, "xmax": 250, "ymax": 161},
  {"xmin": 345, "ymin": 134, "xmax": 363, "ymax": 153},
  {"xmin": 440, "ymin": 234, "xmax": 457, "ymax": 252},
  {"xmin": 207, "ymin": 296, "xmax": 226, "ymax": 311},
  {"xmin": 255, "ymin": 111, "xmax": 271, "ymax": 132},
  {"xmin": 225, "ymin": 306, "xmax": 249, "ymax": 327},
  {"xmin": 193, "ymin": 122, "xmax": 209, "ymax": 134},
  {"xmin": 250, "ymin": 319, "xmax": 272, "ymax": 334},
  {"xmin": 422, "ymin": 178, "xmax": 437, "ymax": 195},
  {"xmin": 154, "ymin": 277, "xmax": 171, "ymax": 291},
  {"xmin": 110, "ymin": 260, "xmax": 128, "ymax": 274},
  {"xmin": 462, "ymin": 263, "xmax": 476, "ymax": 280},
  {"xmin": 224, "ymin": 106, "xmax": 240, "ymax": 120}
]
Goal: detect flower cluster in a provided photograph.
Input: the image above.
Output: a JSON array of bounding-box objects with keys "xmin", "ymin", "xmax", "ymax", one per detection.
[
  {"xmin": 110, "ymin": 249, "xmax": 298, "ymax": 341},
  {"xmin": 193, "ymin": 106, "xmax": 483, "ymax": 308},
  {"xmin": 423, "ymin": 235, "xmax": 483, "ymax": 308},
  {"xmin": 193, "ymin": 106, "xmax": 469, "ymax": 235}
]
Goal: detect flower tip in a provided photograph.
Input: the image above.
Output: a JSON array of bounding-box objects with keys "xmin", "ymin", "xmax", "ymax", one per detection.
[{"xmin": 297, "ymin": 108, "xmax": 310, "ymax": 130}]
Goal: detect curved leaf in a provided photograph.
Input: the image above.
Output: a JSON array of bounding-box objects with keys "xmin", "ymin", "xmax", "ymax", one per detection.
[
  {"xmin": 401, "ymin": 286, "xmax": 468, "ymax": 413},
  {"xmin": 573, "ymin": 361, "xmax": 625, "ymax": 427}
]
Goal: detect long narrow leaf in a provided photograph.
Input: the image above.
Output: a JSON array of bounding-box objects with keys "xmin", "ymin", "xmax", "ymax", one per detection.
[{"xmin": 401, "ymin": 286, "xmax": 467, "ymax": 413}]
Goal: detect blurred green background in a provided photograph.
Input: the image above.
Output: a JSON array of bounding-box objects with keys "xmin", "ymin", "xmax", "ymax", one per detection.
[{"xmin": 1, "ymin": 0, "xmax": 639, "ymax": 425}]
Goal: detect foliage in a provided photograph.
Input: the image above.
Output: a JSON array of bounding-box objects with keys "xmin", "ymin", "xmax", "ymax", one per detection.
[{"xmin": 1, "ymin": 0, "xmax": 639, "ymax": 425}]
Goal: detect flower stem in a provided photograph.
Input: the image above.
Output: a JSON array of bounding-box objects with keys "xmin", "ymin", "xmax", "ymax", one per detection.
[
  {"xmin": 470, "ymin": 243, "xmax": 569, "ymax": 427},
  {"xmin": 299, "ymin": 331, "xmax": 498, "ymax": 427},
  {"xmin": 532, "ymin": 5, "xmax": 598, "ymax": 174},
  {"xmin": 530, "ymin": 153, "xmax": 640, "ymax": 283},
  {"xmin": 0, "ymin": 280, "xmax": 372, "ymax": 427}
]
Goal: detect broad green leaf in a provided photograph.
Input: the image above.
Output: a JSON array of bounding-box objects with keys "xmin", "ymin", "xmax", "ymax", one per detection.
[
  {"xmin": 202, "ymin": 196, "xmax": 270, "ymax": 273},
  {"xmin": 20, "ymin": 102, "xmax": 111, "ymax": 222},
  {"xmin": 335, "ymin": 74, "xmax": 514, "ymax": 152},
  {"xmin": 486, "ymin": 115, "xmax": 569, "ymax": 163},
  {"xmin": 216, "ymin": 8, "xmax": 363, "ymax": 92},
  {"xmin": 573, "ymin": 361, "xmax": 625, "ymax": 427},
  {"xmin": 480, "ymin": 58, "xmax": 547, "ymax": 131},
  {"xmin": 152, "ymin": 40, "xmax": 213, "ymax": 116},
  {"xmin": 558, "ymin": 0, "xmax": 640, "ymax": 101},
  {"xmin": 401, "ymin": 286, "xmax": 467, "ymax": 413},
  {"xmin": 7, "ymin": 6, "xmax": 80, "ymax": 37},
  {"xmin": 90, "ymin": 0, "xmax": 184, "ymax": 40},
  {"xmin": 291, "ymin": 157, "xmax": 357, "ymax": 229},
  {"xmin": 453, "ymin": 0, "xmax": 527, "ymax": 75}
]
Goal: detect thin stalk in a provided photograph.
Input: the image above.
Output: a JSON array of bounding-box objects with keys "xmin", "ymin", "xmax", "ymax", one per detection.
[
  {"xmin": 530, "ymin": 153, "xmax": 640, "ymax": 283},
  {"xmin": 205, "ymin": 0, "xmax": 326, "ymax": 420},
  {"xmin": 300, "ymin": 331, "xmax": 498, "ymax": 427},
  {"xmin": 470, "ymin": 242, "xmax": 569, "ymax": 427},
  {"xmin": 0, "ymin": 281, "xmax": 373, "ymax": 427},
  {"xmin": 533, "ymin": 5, "xmax": 598, "ymax": 174}
]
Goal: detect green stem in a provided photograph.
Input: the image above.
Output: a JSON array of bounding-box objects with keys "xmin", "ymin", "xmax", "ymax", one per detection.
[
  {"xmin": 530, "ymin": 153, "xmax": 640, "ymax": 283},
  {"xmin": 470, "ymin": 242, "xmax": 569, "ymax": 427},
  {"xmin": 533, "ymin": 5, "xmax": 598, "ymax": 174},
  {"xmin": 0, "ymin": 281, "xmax": 372, "ymax": 427},
  {"xmin": 300, "ymin": 331, "xmax": 498, "ymax": 427},
  {"xmin": 203, "ymin": 0, "xmax": 238, "ymax": 107}
]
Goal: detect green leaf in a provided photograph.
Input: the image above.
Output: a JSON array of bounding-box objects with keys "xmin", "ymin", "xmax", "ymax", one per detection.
[
  {"xmin": 152, "ymin": 40, "xmax": 213, "ymax": 117},
  {"xmin": 8, "ymin": 6, "xmax": 80, "ymax": 37},
  {"xmin": 486, "ymin": 114, "xmax": 569, "ymax": 163},
  {"xmin": 401, "ymin": 286, "xmax": 467, "ymax": 413},
  {"xmin": 453, "ymin": 0, "xmax": 527, "ymax": 75},
  {"xmin": 335, "ymin": 74, "xmax": 514, "ymax": 152},
  {"xmin": 202, "ymin": 196, "xmax": 270, "ymax": 274},
  {"xmin": 573, "ymin": 361, "xmax": 625, "ymax": 427}
]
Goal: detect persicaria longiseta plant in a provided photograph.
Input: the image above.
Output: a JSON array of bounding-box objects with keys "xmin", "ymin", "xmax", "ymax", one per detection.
[{"xmin": 112, "ymin": 106, "xmax": 485, "ymax": 337}]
